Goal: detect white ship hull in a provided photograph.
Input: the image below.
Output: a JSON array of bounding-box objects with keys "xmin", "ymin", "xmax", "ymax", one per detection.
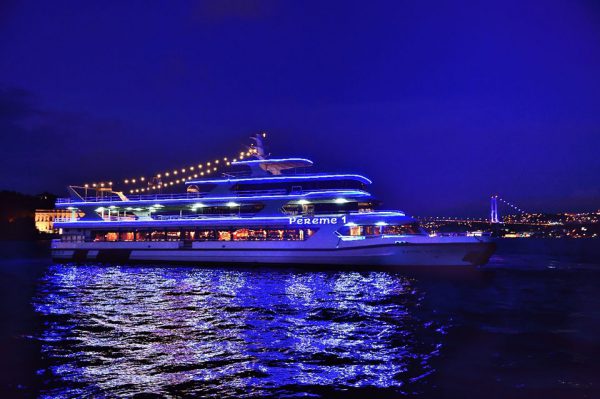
[{"xmin": 51, "ymin": 236, "xmax": 495, "ymax": 267}]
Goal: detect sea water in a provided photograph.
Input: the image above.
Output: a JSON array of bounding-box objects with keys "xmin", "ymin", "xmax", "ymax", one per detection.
[{"xmin": 1, "ymin": 240, "xmax": 599, "ymax": 398}]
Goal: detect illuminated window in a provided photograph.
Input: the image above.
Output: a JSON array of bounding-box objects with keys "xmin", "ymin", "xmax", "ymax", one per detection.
[
  {"xmin": 196, "ymin": 229, "xmax": 215, "ymax": 241},
  {"xmin": 248, "ymin": 228, "xmax": 267, "ymax": 241},
  {"xmin": 93, "ymin": 231, "xmax": 106, "ymax": 241},
  {"xmin": 283, "ymin": 229, "xmax": 301, "ymax": 240},
  {"xmin": 166, "ymin": 230, "xmax": 180, "ymax": 241},
  {"xmin": 151, "ymin": 231, "xmax": 166, "ymax": 241},
  {"xmin": 338, "ymin": 223, "xmax": 426, "ymax": 237},
  {"xmin": 383, "ymin": 223, "xmax": 425, "ymax": 235},
  {"xmin": 136, "ymin": 230, "xmax": 151, "ymax": 241},
  {"xmin": 233, "ymin": 228, "xmax": 249, "ymax": 241},
  {"xmin": 120, "ymin": 231, "xmax": 134, "ymax": 241},
  {"xmin": 183, "ymin": 230, "xmax": 196, "ymax": 240},
  {"xmin": 218, "ymin": 230, "xmax": 231, "ymax": 241},
  {"xmin": 350, "ymin": 225, "xmax": 363, "ymax": 236},
  {"xmin": 267, "ymin": 229, "xmax": 284, "ymax": 240},
  {"xmin": 363, "ymin": 226, "xmax": 379, "ymax": 236}
]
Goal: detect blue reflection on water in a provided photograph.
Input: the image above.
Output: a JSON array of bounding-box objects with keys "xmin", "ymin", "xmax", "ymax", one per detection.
[{"xmin": 33, "ymin": 265, "xmax": 444, "ymax": 398}]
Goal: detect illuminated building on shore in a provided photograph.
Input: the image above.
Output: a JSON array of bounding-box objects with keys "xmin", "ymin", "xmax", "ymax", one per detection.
[{"xmin": 35, "ymin": 209, "xmax": 81, "ymax": 234}]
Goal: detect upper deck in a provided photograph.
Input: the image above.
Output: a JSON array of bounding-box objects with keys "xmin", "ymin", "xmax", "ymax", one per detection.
[
  {"xmin": 54, "ymin": 146, "xmax": 379, "ymax": 222},
  {"xmin": 56, "ymin": 159, "xmax": 373, "ymax": 208},
  {"xmin": 55, "ymin": 188, "xmax": 372, "ymax": 207}
]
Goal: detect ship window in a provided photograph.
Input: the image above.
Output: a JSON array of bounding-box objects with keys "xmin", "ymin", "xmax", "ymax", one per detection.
[
  {"xmin": 183, "ymin": 230, "xmax": 196, "ymax": 240},
  {"xmin": 233, "ymin": 228, "xmax": 249, "ymax": 241},
  {"xmin": 337, "ymin": 225, "xmax": 366, "ymax": 236},
  {"xmin": 363, "ymin": 225, "xmax": 380, "ymax": 236},
  {"xmin": 222, "ymin": 228, "xmax": 315, "ymax": 241},
  {"xmin": 119, "ymin": 227, "xmax": 318, "ymax": 242},
  {"xmin": 248, "ymin": 228, "xmax": 267, "ymax": 241},
  {"xmin": 282, "ymin": 204, "xmax": 301, "ymax": 216},
  {"xmin": 350, "ymin": 225, "xmax": 363, "ymax": 236},
  {"xmin": 234, "ymin": 179, "xmax": 365, "ymax": 193},
  {"xmin": 267, "ymin": 229, "xmax": 284, "ymax": 240},
  {"xmin": 313, "ymin": 201, "xmax": 358, "ymax": 214},
  {"xmin": 218, "ymin": 230, "xmax": 232, "ymax": 241},
  {"xmin": 106, "ymin": 232, "xmax": 118, "ymax": 242},
  {"xmin": 151, "ymin": 230, "xmax": 166, "ymax": 241},
  {"xmin": 166, "ymin": 230, "xmax": 180, "ymax": 241},
  {"xmin": 283, "ymin": 229, "xmax": 304, "ymax": 241},
  {"xmin": 383, "ymin": 223, "xmax": 424, "ymax": 235},
  {"xmin": 120, "ymin": 231, "xmax": 134, "ymax": 241},
  {"xmin": 283, "ymin": 229, "xmax": 301, "ymax": 240},
  {"xmin": 196, "ymin": 229, "xmax": 215, "ymax": 241},
  {"xmin": 93, "ymin": 231, "xmax": 107, "ymax": 241},
  {"xmin": 136, "ymin": 230, "xmax": 151, "ymax": 241},
  {"xmin": 338, "ymin": 223, "xmax": 425, "ymax": 237}
]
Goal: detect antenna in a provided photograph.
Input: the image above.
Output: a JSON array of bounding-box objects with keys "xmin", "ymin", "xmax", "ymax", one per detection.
[{"xmin": 249, "ymin": 132, "xmax": 268, "ymax": 159}]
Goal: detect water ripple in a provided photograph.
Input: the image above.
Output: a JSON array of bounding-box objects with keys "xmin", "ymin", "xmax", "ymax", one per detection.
[{"xmin": 32, "ymin": 265, "xmax": 443, "ymax": 398}]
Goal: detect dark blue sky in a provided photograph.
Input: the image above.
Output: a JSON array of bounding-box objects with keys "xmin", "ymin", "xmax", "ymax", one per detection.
[{"xmin": 1, "ymin": 0, "xmax": 599, "ymax": 216}]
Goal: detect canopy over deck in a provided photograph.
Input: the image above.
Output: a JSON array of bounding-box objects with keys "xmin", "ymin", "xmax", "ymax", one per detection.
[{"xmin": 232, "ymin": 157, "xmax": 313, "ymax": 175}]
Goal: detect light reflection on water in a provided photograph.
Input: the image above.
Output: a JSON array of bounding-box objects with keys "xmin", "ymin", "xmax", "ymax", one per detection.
[{"xmin": 33, "ymin": 265, "xmax": 444, "ymax": 398}]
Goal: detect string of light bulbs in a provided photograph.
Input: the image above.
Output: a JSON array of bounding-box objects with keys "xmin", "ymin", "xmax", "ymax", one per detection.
[{"xmin": 81, "ymin": 146, "xmax": 260, "ymax": 194}]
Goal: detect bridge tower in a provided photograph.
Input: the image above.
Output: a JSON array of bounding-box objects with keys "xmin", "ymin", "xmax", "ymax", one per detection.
[{"xmin": 490, "ymin": 195, "xmax": 500, "ymax": 223}]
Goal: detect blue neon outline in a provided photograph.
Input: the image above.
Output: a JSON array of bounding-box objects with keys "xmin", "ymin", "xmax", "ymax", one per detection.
[
  {"xmin": 56, "ymin": 189, "xmax": 372, "ymax": 208},
  {"xmin": 54, "ymin": 210, "xmax": 408, "ymax": 227},
  {"xmin": 186, "ymin": 173, "xmax": 373, "ymax": 185}
]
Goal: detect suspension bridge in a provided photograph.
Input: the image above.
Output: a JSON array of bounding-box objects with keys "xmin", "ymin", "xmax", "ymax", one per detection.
[{"xmin": 490, "ymin": 195, "xmax": 528, "ymax": 224}]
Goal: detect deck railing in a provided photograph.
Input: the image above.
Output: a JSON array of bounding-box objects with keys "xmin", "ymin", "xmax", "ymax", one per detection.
[
  {"xmin": 56, "ymin": 192, "xmax": 207, "ymax": 204},
  {"xmin": 54, "ymin": 188, "xmax": 372, "ymax": 204},
  {"xmin": 55, "ymin": 189, "xmax": 294, "ymax": 204},
  {"xmin": 53, "ymin": 213, "xmax": 255, "ymax": 223}
]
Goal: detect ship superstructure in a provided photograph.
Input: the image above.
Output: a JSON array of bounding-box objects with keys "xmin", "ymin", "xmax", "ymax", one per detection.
[{"xmin": 52, "ymin": 135, "xmax": 494, "ymax": 267}]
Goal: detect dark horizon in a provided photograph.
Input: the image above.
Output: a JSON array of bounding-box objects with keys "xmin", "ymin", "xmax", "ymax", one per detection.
[{"xmin": 1, "ymin": 1, "xmax": 599, "ymax": 217}]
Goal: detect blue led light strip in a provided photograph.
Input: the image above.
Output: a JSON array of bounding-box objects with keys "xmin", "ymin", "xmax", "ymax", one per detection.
[
  {"xmin": 186, "ymin": 173, "xmax": 373, "ymax": 185},
  {"xmin": 57, "ymin": 189, "xmax": 372, "ymax": 208},
  {"xmin": 54, "ymin": 210, "xmax": 408, "ymax": 227}
]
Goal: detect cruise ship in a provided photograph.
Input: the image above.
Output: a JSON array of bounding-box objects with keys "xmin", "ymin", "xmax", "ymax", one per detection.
[{"xmin": 51, "ymin": 135, "xmax": 495, "ymax": 267}]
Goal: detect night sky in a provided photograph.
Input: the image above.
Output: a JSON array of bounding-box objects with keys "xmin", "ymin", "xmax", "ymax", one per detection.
[{"xmin": 1, "ymin": 1, "xmax": 599, "ymax": 216}]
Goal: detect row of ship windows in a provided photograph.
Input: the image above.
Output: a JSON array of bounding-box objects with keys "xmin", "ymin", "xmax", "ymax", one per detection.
[
  {"xmin": 342, "ymin": 223, "xmax": 426, "ymax": 236},
  {"xmin": 89, "ymin": 228, "xmax": 317, "ymax": 242}
]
